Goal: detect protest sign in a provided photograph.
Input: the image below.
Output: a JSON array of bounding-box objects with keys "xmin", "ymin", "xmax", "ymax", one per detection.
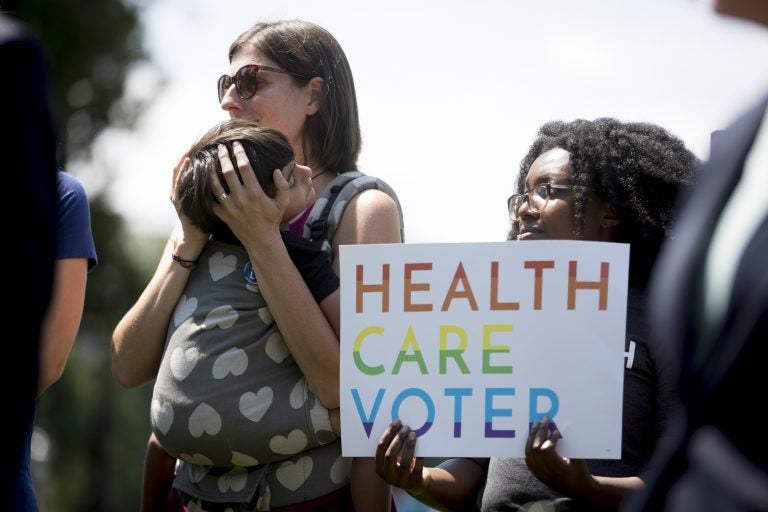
[{"xmin": 340, "ymin": 240, "xmax": 629, "ymax": 458}]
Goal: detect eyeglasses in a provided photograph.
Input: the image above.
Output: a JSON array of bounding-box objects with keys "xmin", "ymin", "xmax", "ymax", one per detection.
[
  {"xmin": 217, "ymin": 64, "xmax": 309, "ymax": 102},
  {"xmin": 507, "ymin": 183, "xmax": 573, "ymax": 222}
]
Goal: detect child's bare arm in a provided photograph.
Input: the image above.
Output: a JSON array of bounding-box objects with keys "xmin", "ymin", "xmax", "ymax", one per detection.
[{"xmin": 141, "ymin": 432, "xmax": 177, "ymax": 512}]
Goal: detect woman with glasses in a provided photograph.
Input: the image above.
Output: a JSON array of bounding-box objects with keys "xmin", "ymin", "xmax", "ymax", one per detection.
[
  {"xmin": 375, "ymin": 118, "xmax": 698, "ymax": 511},
  {"xmin": 112, "ymin": 20, "xmax": 402, "ymax": 511}
]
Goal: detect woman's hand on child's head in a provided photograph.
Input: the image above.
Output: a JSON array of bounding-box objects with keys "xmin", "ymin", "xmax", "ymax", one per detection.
[
  {"xmin": 211, "ymin": 141, "xmax": 286, "ymax": 245},
  {"xmin": 170, "ymin": 153, "xmax": 191, "ymax": 216},
  {"xmin": 169, "ymin": 153, "xmax": 207, "ymax": 248}
]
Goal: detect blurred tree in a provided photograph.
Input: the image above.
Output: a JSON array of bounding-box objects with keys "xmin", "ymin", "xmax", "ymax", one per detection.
[
  {"xmin": 2, "ymin": 0, "xmax": 149, "ymax": 162},
  {"xmin": 2, "ymin": 0, "xmax": 161, "ymax": 510}
]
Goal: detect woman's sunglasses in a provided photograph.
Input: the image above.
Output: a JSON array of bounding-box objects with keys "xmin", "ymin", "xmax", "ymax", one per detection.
[{"xmin": 217, "ymin": 64, "xmax": 309, "ymax": 102}]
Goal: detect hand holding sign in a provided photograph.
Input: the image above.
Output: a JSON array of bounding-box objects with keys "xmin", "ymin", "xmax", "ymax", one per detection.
[
  {"xmin": 375, "ymin": 420, "xmax": 424, "ymax": 492},
  {"xmin": 524, "ymin": 417, "xmax": 593, "ymax": 498}
]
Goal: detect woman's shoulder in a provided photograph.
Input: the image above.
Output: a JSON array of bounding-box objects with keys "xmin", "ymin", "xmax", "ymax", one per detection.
[
  {"xmin": 335, "ymin": 188, "xmax": 403, "ymax": 245},
  {"xmin": 348, "ymin": 186, "xmax": 400, "ymax": 210},
  {"xmin": 324, "ymin": 171, "xmax": 399, "ymax": 198},
  {"xmin": 325, "ymin": 171, "xmax": 401, "ymax": 218},
  {"xmin": 310, "ymin": 171, "xmax": 405, "ymax": 246}
]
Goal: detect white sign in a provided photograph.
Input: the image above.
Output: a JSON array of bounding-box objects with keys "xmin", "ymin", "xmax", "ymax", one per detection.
[{"xmin": 340, "ymin": 240, "xmax": 629, "ymax": 458}]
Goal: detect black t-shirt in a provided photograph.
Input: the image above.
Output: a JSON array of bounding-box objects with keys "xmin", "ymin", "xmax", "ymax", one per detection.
[
  {"xmin": 480, "ymin": 289, "xmax": 676, "ymax": 511},
  {"xmin": 210, "ymin": 227, "xmax": 339, "ymax": 303}
]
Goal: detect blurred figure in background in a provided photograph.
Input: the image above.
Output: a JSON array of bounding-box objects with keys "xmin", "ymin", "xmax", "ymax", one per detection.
[
  {"xmin": 625, "ymin": 1, "xmax": 768, "ymax": 510},
  {"xmin": 18, "ymin": 169, "xmax": 97, "ymax": 511},
  {"xmin": 38, "ymin": 169, "xmax": 98, "ymax": 398}
]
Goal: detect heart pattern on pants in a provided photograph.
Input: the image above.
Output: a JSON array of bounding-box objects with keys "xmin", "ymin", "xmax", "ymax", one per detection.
[
  {"xmin": 170, "ymin": 346, "xmax": 199, "ymax": 381},
  {"xmin": 188, "ymin": 402, "xmax": 222, "ymax": 437},
  {"xmin": 258, "ymin": 306, "xmax": 274, "ymax": 325},
  {"xmin": 239, "ymin": 387, "xmax": 273, "ymax": 423},
  {"xmin": 276, "ymin": 456, "xmax": 313, "ymax": 491},
  {"xmin": 201, "ymin": 305, "xmax": 238, "ymax": 330},
  {"xmin": 174, "ymin": 295, "xmax": 198, "ymax": 327},
  {"xmin": 269, "ymin": 429, "xmax": 309, "ymax": 455},
  {"xmin": 212, "ymin": 347, "xmax": 248, "ymax": 379},
  {"xmin": 231, "ymin": 451, "xmax": 259, "ymax": 467},
  {"xmin": 209, "ymin": 251, "xmax": 237, "ymax": 281},
  {"xmin": 217, "ymin": 466, "xmax": 248, "ymax": 492},
  {"xmin": 183, "ymin": 459, "xmax": 212, "ymax": 483},
  {"xmin": 151, "ymin": 399, "xmax": 174, "ymax": 435},
  {"xmin": 289, "ymin": 377, "xmax": 307, "ymax": 409},
  {"xmin": 330, "ymin": 455, "xmax": 350, "ymax": 484},
  {"xmin": 265, "ymin": 332, "xmax": 290, "ymax": 364},
  {"xmin": 309, "ymin": 399, "xmax": 335, "ymax": 441}
]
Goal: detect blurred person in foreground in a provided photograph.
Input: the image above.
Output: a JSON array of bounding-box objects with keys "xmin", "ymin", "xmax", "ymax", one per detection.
[
  {"xmin": 1, "ymin": 11, "xmax": 58, "ymax": 511},
  {"xmin": 625, "ymin": 1, "xmax": 768, "ymax": 510}
]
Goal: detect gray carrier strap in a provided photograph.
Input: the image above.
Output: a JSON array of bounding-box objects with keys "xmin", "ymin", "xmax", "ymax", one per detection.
[{"xmin": 302, "ymin": 171, "xmax": 405, "ymax": 259}]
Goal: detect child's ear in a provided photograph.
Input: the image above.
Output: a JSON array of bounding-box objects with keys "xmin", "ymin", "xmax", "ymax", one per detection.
[{"xmin": 306, "ymin": 77, "xmax": 325, "ymax": 116}]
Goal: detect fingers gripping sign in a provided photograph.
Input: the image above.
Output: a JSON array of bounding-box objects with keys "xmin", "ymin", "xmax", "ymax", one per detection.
[
  {"xmin": 376, "ymin": 420, "xmax": 427, "ymax": 495},
  {"xmin": 401, "ymin": 430, "xmax": 425, "ymax": 491},
  {"xmin": 526, "ymin": 417, "xmax": 563, "ymax": 471},
  {"xmin": 526, "ymin": 416, "xmax": 592, "ymax": 497}
]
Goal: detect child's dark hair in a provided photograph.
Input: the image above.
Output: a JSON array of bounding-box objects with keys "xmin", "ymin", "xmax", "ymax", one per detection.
[
  {"xmin": 177, "ymin": 119, "xmax": 294, "ymax": 233},
  {"xmin": 509, "ymin": 118, "xmax": 700, "ymax": 288}
]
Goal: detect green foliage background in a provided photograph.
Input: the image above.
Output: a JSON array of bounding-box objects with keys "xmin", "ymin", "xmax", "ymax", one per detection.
[{"xmin": 3, "ymin": 0, "xmax": 164, "ymax": 509}]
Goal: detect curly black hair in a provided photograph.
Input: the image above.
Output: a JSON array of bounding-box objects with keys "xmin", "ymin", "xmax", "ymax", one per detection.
[{"xmin": 508, "ymin": 118, "xmax": 699, "ymax": 288}]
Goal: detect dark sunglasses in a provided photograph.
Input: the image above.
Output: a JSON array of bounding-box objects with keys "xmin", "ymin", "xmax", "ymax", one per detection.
[{"xmin": 217, "ymin": 64, "xmax": 309, "ymax": 102}]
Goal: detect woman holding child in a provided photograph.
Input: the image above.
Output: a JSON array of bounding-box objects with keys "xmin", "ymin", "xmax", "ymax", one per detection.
[{"xmin": 112, "ymin": 20, "xmax": 402, "ymax": 511}]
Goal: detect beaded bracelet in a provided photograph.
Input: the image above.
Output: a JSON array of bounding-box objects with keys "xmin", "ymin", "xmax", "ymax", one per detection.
[{"xmin": 171, "ymin": 251, "xmax": 198, "ymax": 269}]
